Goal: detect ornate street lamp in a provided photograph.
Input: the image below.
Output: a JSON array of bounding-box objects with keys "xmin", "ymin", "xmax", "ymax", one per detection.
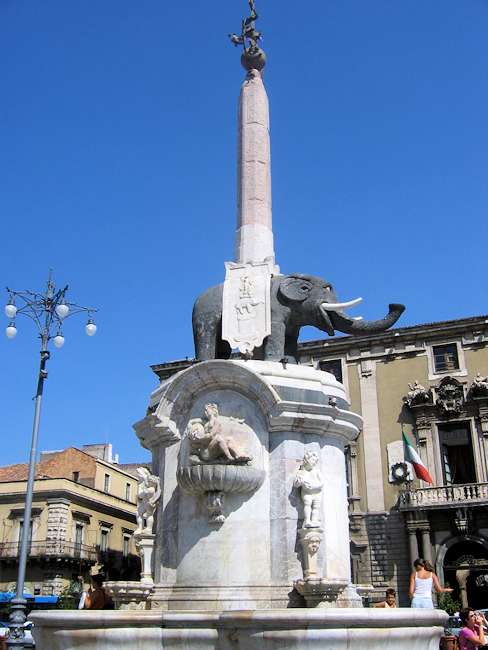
[{"xmin": 4, "ymin": 272, "xmax": 97, "ymax": 649}]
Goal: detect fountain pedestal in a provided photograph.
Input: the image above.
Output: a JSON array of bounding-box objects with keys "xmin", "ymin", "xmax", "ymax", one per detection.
[{"xmin": 131, "ymin": 359, "xmax": 362, "ymax": 610}]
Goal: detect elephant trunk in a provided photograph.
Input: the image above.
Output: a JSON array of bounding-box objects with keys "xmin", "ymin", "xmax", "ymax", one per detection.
[{"xmin": 329, "ymin": 303, "xmax": 405, "ymax": 335}]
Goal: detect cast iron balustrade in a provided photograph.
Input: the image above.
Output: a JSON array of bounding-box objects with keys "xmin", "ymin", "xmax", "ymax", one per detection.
[
  {"xmin": 0, "ymin": 540, "xmax": 98, "ymax": 562},
  {"xmin": 399, "ymin": 481, "xmax": 488, "ymax": 510}
]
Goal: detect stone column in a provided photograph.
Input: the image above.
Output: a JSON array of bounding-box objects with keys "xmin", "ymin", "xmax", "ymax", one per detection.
[
  {"xmin": 136, "ymin": 533, "xmax": 156, "ymax": 584},
  {"xmin": 347, "ymin": 442, "xmax": 363, "ymax": 533},
  {"xmin": 236, "ymin": 69, "xmax": 275, "ymax": 267},
  {"xmin": 419, "ymin": 526, "xmax": 433, "ymax": 565},
  {"xmin": 456, "ymin": 569, "xmax": 470, "ymax": 609},
  {"xmin": 406, "ymin": 515, "xmax": 419, "ymax": 565},
  {"xmin": 475, "ymin": 400, "xmax": 488, "ymax": 482},
  {"xmin": 357, "ymin": 360, "xmax": 385, "ymax": 512}
]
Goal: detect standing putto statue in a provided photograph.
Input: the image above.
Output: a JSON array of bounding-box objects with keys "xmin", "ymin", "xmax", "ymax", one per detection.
[
  {"xmin": 294, "ymin": 451, "xmax": 323, "ymax": 528},
  {"xmin": 134, "ymin": 467, "xmax": 161, "ymax": 534}
]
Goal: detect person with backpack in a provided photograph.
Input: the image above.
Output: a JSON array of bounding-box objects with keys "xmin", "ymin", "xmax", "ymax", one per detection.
[{"xmin": 83, "ymin": 574, "xmax": 110, "ymax": 610}]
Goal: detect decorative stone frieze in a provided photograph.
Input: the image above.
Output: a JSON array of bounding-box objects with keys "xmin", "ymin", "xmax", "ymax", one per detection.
[
  {"xmin": 436, "ymin": 376, "xmax": 464, "ymax": 416},
  {"xmin": 222, "ymin": 260, "xmax": 273, "ymax": 356},
  {"xmin": 453, "ymin": 507, "xmax": 470, "ymax": 535}
]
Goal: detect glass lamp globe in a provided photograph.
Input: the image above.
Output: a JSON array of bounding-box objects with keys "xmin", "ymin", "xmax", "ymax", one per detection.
[
  {"xmin": 5, "ymin": 302, "xmax": 17, "ymax": 319},
  {"xmin": 6, "ymin": 323, "xmax": 17, "ymax": 339},
  {"xmin": 53, "ymin": 334, "xmax": 65, "ymax": 348},
  {"xmin": 55, "ymin": 302, "xmax": 69, "ymax": 319},
  {"xmin": 85, "ymin": 320, "xmax": 97, "ymax": 336}
]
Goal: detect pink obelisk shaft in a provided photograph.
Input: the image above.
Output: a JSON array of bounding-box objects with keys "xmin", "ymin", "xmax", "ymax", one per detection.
[{"xmin": 235, "ymin": 69, "xmax": 275, "ymax": 266}]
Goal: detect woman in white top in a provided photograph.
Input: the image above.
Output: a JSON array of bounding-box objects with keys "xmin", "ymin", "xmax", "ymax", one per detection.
[{"xmin": 409, "ymin": 558, "xmax": 453, "ymax": 608}]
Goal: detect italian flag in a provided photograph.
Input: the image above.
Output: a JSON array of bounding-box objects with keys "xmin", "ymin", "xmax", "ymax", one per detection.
[{"xmin": 402, "ymin": 431, "xmax": 433, "ymax": 484}]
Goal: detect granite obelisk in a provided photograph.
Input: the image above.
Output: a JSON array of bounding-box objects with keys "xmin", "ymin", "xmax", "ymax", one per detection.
[
  {"xmin": 235, "ymin": 69, "xmax": 274, "ymax": 266},
  {"xmin": 231, "ymin": 0, "xmax": 275, "ymax": 268}
]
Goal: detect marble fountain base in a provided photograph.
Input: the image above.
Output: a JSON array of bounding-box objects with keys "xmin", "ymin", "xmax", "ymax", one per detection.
[{"xmin": 31, "ymin": 607, "xmax": 447, "ymax": 649}]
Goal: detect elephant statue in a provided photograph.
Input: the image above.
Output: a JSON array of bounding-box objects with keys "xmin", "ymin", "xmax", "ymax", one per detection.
[{"xmin": 192, "ymin": 273, "xmax": 405, "ymax": 362}]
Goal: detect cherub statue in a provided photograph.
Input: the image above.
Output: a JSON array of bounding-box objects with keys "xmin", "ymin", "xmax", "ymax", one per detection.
[
  {"xmin": 405, "ymin": 380, "xmax": 431, "ymax": 406},
  {"xmin": 408, "ymin": 380, "xmax": 426, "ymax": 398},
  {"xmin": 134, "ymin": 467, "xmax": 161, "ymax": 535},
  {"xmin": 187, "ymin": 403, "xmax": 252, "ymax": 464},
  {"xmin": 472, "ymin": 372, "xmax": 488, "ymax": 396},
  {"xmin": 294, "ymin": 451, "xmax": 323, "ymax": 528}
]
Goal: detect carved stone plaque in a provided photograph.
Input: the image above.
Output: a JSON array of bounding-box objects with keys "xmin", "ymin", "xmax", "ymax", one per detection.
[{"xmin": 222, "ymin": 260, "xmax": 272, "ymax": 355}]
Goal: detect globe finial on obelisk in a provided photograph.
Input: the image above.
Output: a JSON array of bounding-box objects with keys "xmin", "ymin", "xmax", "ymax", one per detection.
[
  {"xmin": 228, "ymin": 0, "xmax": 275, "ymax": 269},
  {"xmin": 229, "ymin": 0, "xmax": 266, "ymax": 72}
]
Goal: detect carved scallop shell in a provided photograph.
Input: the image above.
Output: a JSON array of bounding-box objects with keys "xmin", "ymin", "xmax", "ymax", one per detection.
[{"xmin": 176, "ymin": 464, "xmax": 265, "ymax": 496}]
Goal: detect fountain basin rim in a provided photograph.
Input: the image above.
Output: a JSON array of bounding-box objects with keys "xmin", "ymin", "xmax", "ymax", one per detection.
[{"xmin": 31, "ymin": 607, "xmax": 448, "ymax": 630}]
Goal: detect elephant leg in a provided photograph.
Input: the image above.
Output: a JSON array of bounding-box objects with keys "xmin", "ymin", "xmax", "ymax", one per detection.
[
  {"xmin": 216, "ymin": 319, "xmax": 232, "ymax": 359},
  {"xmin": 284, "ymin": 335, "xmax": 299, "ymax": 363},
  {"xmin": 193, "ymin": 318, "xmax": 218, "ymax": 361},
  {"xmin": 192, "ymin": 284, "xmax": 225, "ymax": 361},
  {"xmin": 263, "ymin": 320, "xmax": 286, "ymax": 361}
]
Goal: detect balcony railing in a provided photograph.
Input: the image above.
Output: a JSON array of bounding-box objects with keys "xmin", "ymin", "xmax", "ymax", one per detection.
[
  {"xmin": 0, "ymin": 540, "xmax": 98, "ymax": 562},
  {"xmin": 399, "ymin": 482, "xmax": 488, "ymax": 510}
]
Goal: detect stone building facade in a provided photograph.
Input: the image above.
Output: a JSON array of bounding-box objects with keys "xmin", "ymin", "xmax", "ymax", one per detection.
[
  {"xmin": 152, "ymin": 314, "xmax": 488, "ymax": 607},
  {"xmin": 0, "ymin": 444, "xmax": 143, "ymax": 595},
  {"xmin": 297, "ymin": 314, "xmax": 488, "ymax": 607}
]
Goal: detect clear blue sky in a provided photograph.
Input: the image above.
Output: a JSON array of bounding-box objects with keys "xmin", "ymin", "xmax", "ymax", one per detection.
[{"xmin": 1, "ymin": 1, "xmax": 487, "ymax": 466}]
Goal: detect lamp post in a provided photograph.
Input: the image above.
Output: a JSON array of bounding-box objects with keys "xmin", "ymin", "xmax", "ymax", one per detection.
[{"xmin": 4, "ymin": 273, "xmax": 97, "ymax": 649}]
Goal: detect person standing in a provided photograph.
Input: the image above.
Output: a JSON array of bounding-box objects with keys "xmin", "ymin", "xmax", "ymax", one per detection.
[
  {"xmin": 409, "ymin": 558, "xmax": 453, "ymax": 608},
  {"xmin": 83, "ymin": 574, "xmax": 107, "ymax": 610},
  {"xmin": 458, "ymin": 609, "xmax": 487, "ymax": 649}
]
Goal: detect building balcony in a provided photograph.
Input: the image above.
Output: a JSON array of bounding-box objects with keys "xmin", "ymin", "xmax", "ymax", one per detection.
[
  {"xmin": 399, "ymin": 482, "xmax": 488, "ymax": 511},
  {"xmin": 0, "ymin": 540, "xmax": 98, "ymax": 563}
]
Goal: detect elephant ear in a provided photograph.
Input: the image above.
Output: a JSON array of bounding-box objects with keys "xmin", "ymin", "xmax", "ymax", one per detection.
[{"xmin": 279, "ymin": 276, "xmax": 313, "ymax": 302}]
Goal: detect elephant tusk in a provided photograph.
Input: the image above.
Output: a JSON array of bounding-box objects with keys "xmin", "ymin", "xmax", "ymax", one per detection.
[
  {"xmin": 353, "ymin": 316, "xmax": 363, "ymax": 321},
  {"xmin": 320, "ymin": 297, "xmax": 363, "ymax": 312}
]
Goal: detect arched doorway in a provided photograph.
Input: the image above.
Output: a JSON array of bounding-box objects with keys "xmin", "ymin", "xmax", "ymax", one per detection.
[{"xmin": 442, "ymin": 539, "xmax": 488, "ymax": 609}]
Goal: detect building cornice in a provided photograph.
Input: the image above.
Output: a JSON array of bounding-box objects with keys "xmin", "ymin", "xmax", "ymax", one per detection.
[
  {"xmin": 150, "ymin": 314, "xmax": 488, "ymax": 378},
  {"xmin": 0, "ymin": 479, "xmax": 136, "ymax": 524}
]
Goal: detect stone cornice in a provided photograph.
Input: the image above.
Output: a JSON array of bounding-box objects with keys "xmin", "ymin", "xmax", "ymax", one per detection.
[
  {"xmin": 0, "ymin": 480, "xmax": 136, "ymax": 524},
  {"xmin": 299, "ymin": 315, "xmax": 488, "ymax": 357}
]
